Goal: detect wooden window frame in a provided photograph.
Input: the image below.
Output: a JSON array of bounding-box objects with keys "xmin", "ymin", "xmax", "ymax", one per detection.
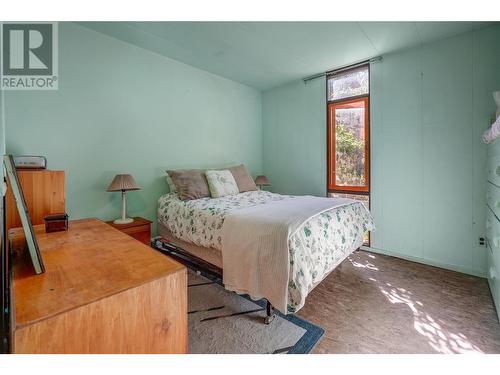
[{"xmin": 327, "ymin": 65, "xmax": 370, "ymax": 195}]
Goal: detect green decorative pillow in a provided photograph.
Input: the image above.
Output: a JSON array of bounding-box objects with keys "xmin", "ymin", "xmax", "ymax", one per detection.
[{"xmin": 205, "ymin": 170, "xmax": 239, "ymax": 198}]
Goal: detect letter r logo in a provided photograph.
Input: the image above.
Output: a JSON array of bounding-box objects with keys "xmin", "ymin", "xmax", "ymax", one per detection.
[{"xmin": 2, "ymin": 23, "xmax": 53, "ymax": 75}]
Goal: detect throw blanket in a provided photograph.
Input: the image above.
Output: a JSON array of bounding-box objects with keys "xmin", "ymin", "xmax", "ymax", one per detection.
[{"xmin": 221, "ymin": 196, "xmax": 355, "ymax": 314}]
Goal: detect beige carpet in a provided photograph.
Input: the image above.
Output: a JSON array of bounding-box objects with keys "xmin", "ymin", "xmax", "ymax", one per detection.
[
  {"xmin": 187, "ymin": 271, "xmax": 323, "ymax": 354},
  {"xmin": 297, "ymin": 250, "xmax": 500, "ymax": 353}
]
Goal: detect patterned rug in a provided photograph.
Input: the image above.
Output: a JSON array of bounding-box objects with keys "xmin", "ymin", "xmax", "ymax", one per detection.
[{"xmin": 187, "ymin": 271, "xmax": 324, "ymax": 354}]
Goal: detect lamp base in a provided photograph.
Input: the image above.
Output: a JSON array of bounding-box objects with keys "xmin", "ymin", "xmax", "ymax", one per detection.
[{"xmin": 113, "ymin": 217, "xmax": 134, "ymax": 225}]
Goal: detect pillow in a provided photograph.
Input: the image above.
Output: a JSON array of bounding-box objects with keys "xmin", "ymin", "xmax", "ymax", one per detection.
[
  {"xmin": 165, "ymin": 172, "xmax": 177, "ymax": 193},
  {"xmin": 166, "ymin": 169, "xmax": 210, "ymax": 201},
  {"xmin": 205, "ymin": 170, "xmax": 239, "ymax": 198},
  {"xmin": 228, "ymin": 164, "xmax": 257, "ymax": 192}
]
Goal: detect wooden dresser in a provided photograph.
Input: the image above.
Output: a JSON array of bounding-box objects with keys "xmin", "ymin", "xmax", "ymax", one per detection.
[{"xmin": 9, "ymin": 218, "xmax": 187, "ymax": 354}]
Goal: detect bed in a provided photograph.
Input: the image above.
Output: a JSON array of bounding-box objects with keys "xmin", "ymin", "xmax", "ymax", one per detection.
[{"xmin": 156, "ymin": 189, "xmax": 374, "ymax": 317}]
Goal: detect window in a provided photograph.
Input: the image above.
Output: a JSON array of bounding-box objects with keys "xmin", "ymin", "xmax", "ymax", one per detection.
[
  {"xmin": 327, "ymin": 65, "xmax": 369, "ymax": 101},
  {"xmin": 328, "ymin": 97, "xmax": 369, "ymax": 192},
  {"xmin": 327, "ymin": 64, "xmax": 370, "ymax": 244}
]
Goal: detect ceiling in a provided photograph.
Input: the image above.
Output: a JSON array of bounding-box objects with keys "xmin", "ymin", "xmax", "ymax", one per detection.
[{"xmin": 79, "ymin": 22, "xmax": 492, "ymax": 91}]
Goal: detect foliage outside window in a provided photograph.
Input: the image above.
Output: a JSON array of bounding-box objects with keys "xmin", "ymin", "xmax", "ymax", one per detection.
[{"xmin": 335, "ymin": 107, "xmax": 366, "ymax": 187}]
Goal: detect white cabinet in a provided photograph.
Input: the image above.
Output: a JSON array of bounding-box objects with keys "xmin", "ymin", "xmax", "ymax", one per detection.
[{"xmin": 486, "ymin": 141, "xmax": 500, "ymax": 321}]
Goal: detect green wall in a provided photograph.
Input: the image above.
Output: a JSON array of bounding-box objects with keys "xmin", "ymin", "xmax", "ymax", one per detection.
[
  {"xmin": 4, "ymin": 21, "xmax": 500, "ymax": 277},
  {"xmin": 262, "ymin": 77, "xmax": 327, "ymax": 197},
  {"xmin": 4, "ymin": 22, "xmax": 263, "ymax": 232},
  {"xmin": 263, "ymin": 24, "xmax": 500, "ymax": 276}
]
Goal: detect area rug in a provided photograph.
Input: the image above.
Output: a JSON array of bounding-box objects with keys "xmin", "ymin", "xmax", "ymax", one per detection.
[{"xmin": 187, "ymin": 271, "xmax": 324, "ymax": 354}]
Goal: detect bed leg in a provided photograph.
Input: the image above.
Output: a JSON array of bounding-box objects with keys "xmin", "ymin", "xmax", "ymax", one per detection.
[{"xmin": 265, "ymin": 301, "xmax": 275, "ymax": 325}]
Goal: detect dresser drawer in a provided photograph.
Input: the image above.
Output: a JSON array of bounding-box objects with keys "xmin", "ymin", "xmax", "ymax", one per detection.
[
  {"xmin": 487, "ymin": 154, "xmax": 500, "ymax": 186},
  {"xmin": 123, "ymin": 225, "xmax": 151, "ymax": 245},
  {"xmin": 486, "ymin": 183, "xmax": 500, "ymax": 220},
  {"xmin": 486, "ymin": 208, "xmax": 500, "ymax": 251},
  {"xmin": 487, "ymin": 211, "xmax": 500, "ymax": 316},
  {"xmin": 488, "ymin": 239, "xmax": 500, "ymax": 278},
  {"xmin": 488, "ymin": 138, "xmax": 500, "ymax": 158},
  {"xmin": 487, "ymin": 247, "xmax": 499, "ymax": 307}
]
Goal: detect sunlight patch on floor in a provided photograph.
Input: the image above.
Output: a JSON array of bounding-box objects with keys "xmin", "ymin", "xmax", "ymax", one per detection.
[
  {"xmin": 348, "ymin": 257, "xmax": 379, "ymax": 271},
  {"xmin": 348, "ymin": 253, "xmax": 484, "ymax": 354},
  {"xmin": 378, "ymin": 277, "xmax": 483, "ymax": 353}
]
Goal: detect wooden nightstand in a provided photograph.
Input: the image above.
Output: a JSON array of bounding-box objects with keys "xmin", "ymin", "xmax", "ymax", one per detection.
[{"xmin": 106, "ymin": 217, "xmax": 152, "ymax": 245}]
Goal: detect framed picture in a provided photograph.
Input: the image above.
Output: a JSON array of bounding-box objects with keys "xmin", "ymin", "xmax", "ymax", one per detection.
[
  {"xmin": 1, "ymin": 170, "xmax": 8, "ymax": 353},
  {"xmin": 3, "ymin": 154, "xmax": 45, "ymax": 274}
]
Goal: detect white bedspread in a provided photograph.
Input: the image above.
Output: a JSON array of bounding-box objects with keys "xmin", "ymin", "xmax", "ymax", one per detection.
[{"xmin": 221, "ymin": 196, "xmax": 354, "ymax": 314}]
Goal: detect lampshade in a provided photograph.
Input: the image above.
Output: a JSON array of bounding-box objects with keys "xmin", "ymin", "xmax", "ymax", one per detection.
[
  {"xmin": 255, "ymin": 175, "xmax": 270, "ymax": 186},
  {"xmin": 107, "ymin": 174, "xmax": 140, "ymax": 192}
]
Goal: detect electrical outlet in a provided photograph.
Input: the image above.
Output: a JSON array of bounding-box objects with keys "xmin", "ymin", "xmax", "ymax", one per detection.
[{"xmin": 479, "ymin": 237, "xmax": 486, "ymax": 246}]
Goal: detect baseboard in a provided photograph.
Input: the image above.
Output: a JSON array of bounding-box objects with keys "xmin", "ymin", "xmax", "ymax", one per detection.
[{"xmin": 360, "ymin": 245, "xmax": 486, "ymax": 278}]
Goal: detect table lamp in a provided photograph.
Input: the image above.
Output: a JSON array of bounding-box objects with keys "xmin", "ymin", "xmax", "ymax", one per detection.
[
  {"xmin": 255, "ymin": 175, "xmax": 270, "ymax": 190},
  {"xmin": 107, "ymin": 174, "xmax": 140, "ymax": 224}
]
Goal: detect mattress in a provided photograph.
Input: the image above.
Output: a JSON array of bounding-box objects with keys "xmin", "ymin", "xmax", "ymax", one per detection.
[
  {"xmin": 157, "ymin": 190, "xmax": 374, "ymax": 312},
  {"xmin": 157, "ymin": 221, "xmax": 223, "ymax": 269}
]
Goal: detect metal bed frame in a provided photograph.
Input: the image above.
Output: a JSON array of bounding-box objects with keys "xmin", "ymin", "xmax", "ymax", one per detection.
[{"xmin": 152, "ymin": 237, "xmax": 276, "ymax": 325}]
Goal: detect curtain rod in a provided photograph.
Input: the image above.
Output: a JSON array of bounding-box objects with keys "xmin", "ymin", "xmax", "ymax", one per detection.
[{"xmin": 303, "ymin": 56, "xmax": 383, "ymax": 84}]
